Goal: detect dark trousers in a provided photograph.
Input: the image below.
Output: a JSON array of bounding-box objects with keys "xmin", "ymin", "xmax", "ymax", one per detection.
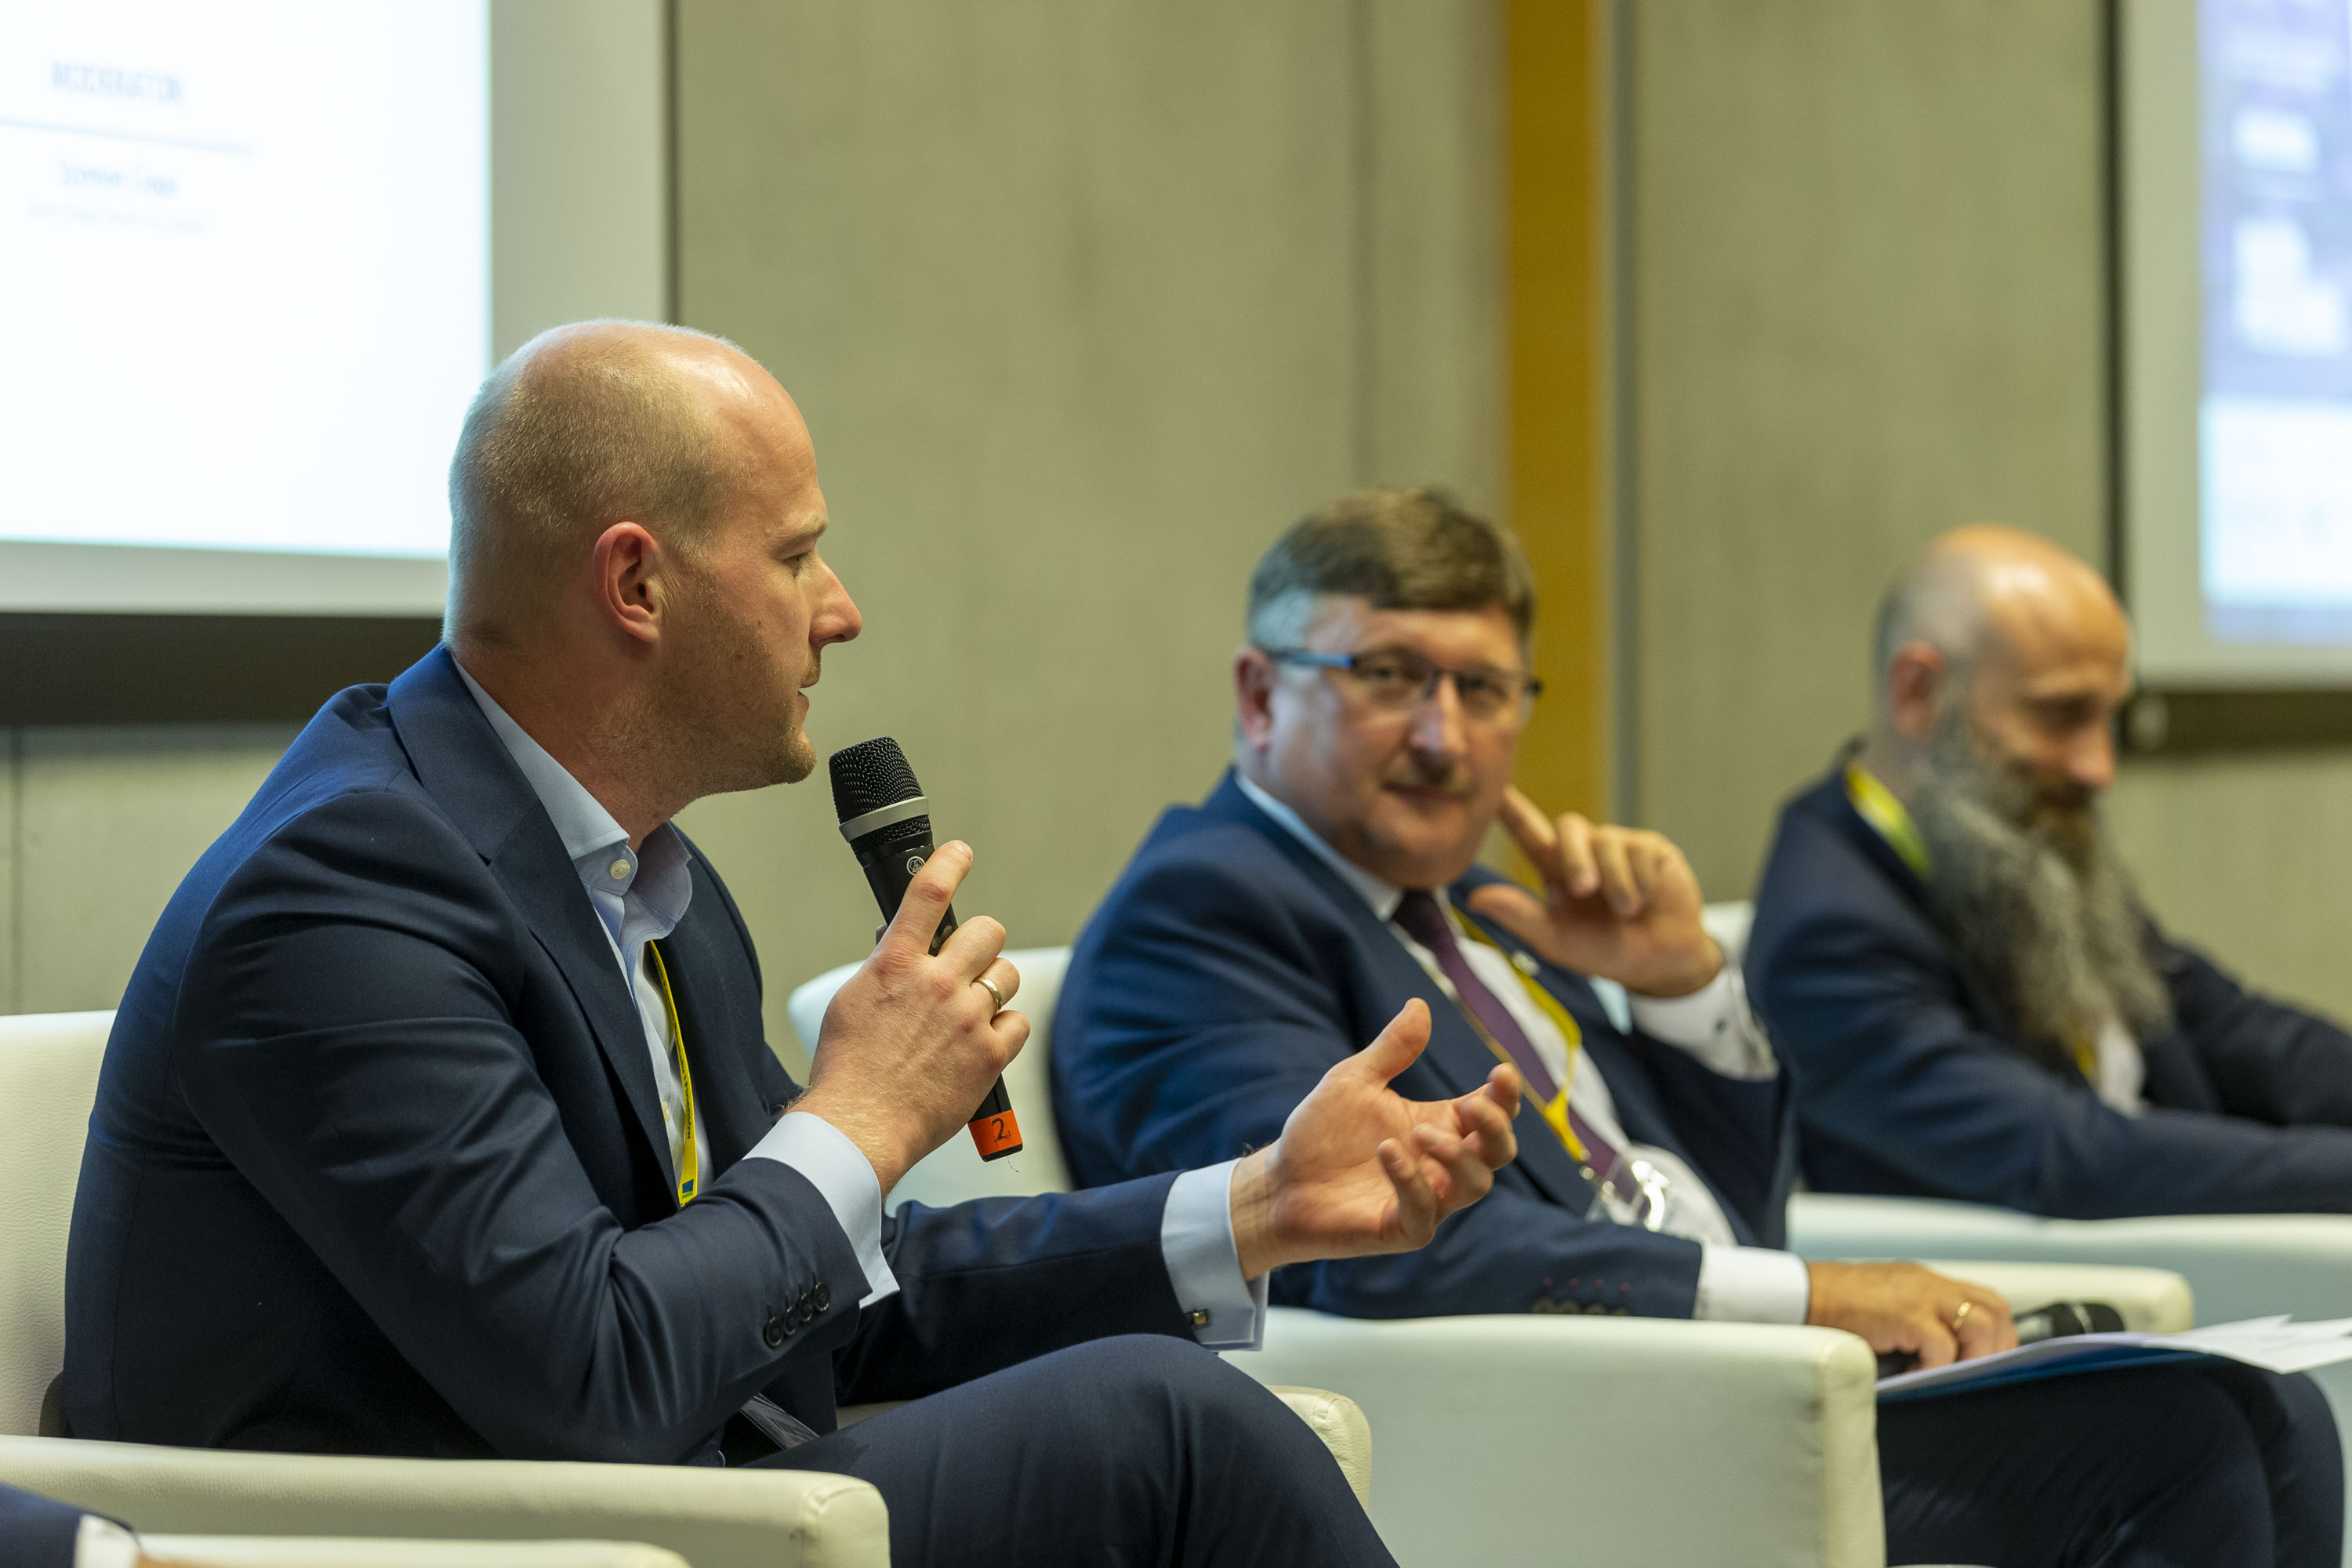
[
  {"xmin": 756, "ymin": 1334, "xmax": 1395, "ymax": 1568},
  {"xmin": 1881, "ymin": 1363, "xmax": 2343, "ymax": 1568}
]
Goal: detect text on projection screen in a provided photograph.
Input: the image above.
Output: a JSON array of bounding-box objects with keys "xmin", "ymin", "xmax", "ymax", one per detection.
[
  {"xmin": 0, "ymin": 1, "xmax": 486, "ymax": 561},
  {"xmin": 2202, "ymin": 0, "xmax": 2352, "ymax": 644}
]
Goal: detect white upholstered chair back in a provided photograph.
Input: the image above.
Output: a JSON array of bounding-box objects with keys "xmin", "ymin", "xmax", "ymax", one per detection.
[
  {"xmin": 0, "ymin": 1011, "xmax": 115, "ymax": 1436},
  {"xmin": 1701, "ymin": 899, "xmax": 1755, "ymax": 967},
  {"xmin": 786, "ymin": 948, "xmax": 1073, "ymax": 1211}
]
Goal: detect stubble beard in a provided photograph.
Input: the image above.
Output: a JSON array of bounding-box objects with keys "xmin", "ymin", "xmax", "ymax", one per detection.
[
  {"xmin": 1907, "ymin": 710, "xmax": 2171, "ymax": 1065},
  {"xmin": 640, "ymin": 579, "xmax": 819, "ymax": 808}
]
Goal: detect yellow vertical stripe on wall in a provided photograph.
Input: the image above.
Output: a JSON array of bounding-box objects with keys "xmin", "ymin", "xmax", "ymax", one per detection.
[{"xmin": 1506, "ymin": 0, "xmax": 1611, "ymax": 819}]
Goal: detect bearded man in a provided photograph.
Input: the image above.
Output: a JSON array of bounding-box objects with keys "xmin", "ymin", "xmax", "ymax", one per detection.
[{"xmin": 1748, "ymin": 524, "xmax": 2352, "ymax": 1216}]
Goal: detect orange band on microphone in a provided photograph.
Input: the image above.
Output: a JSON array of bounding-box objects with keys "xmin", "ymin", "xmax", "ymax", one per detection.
[{"xmin": 969, "ymin": 1109, "xmax": 1024, "ymax": 1160}]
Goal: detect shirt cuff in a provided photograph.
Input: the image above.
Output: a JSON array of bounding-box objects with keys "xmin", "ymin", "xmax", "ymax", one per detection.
[
  {"xmin": 1693, "ymin": 1244, "xmax": 1812, "ymax": 1323},
  {"xmin": 743, "ymin": 1111, "xmax": 902, "ymax": 1307},
  {"xmin": 76, "ymin": 1515, "xmax": 141, "ymax": 1568},
  {"xmin": 1160, "ymin": 1159, "xmax": 1269, "ymax": 1350},
  {"xmin": 1628, "ymin": 964, "xmax": 1778, "ymax": 1080}
]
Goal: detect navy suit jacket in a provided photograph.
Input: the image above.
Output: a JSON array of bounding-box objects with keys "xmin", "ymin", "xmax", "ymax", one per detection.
[
  {"xmin": 1052, "ymin": 772, "xmax": 1795, "ymax": 1321},
  {"xmin": 65, "ymin": 648, "xmax": 1191, "ymax": 1465},
  {"xmin": 1748, "ymin": 764, "xmax": 2352, "ymax": 1217},
  {"xmin": 0, "ymin": 1484, "xmax": 83, "ymax": 1568}
]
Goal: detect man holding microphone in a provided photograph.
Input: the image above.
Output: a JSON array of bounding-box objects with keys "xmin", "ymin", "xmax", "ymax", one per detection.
[{"xmin": 63, "ymin": 323, "xmax": 1519, "ymax": 1568}]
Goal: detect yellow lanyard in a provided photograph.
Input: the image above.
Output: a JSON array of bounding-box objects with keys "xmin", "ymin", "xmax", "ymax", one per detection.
[
  {"xmin": 644, "ymin": 940, "xmax": 699, "ymax": 1206},
  {"xmin": 1842, "ymin": 762, "xmax": 1932, "ymax": 882},
  {"xmin": 1843, "ymin": 763, "xmax": 2098, "ymax": 1083},
  {"xmin": 1448, "ymin": 905, "xmax": 1592, "ymax": 1163}
]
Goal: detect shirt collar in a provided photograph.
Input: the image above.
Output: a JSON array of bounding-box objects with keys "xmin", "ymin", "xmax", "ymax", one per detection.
[
  {"xmin": 454, "ymin": 659, "xmax": 693, "ymax": 936},
  {"xmin": 1233, "ymin": 771, "xmax": 1406, "ymax": 921}
]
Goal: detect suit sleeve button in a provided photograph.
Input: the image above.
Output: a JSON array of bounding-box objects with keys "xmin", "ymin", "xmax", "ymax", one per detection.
[
  {"xmin": 813, "ymin": 1283, "xmax": 830, "ymax": 1312},
  {"xmin": 763, "ymin": 1313, "xmax": 788, "ymax": 1348}
]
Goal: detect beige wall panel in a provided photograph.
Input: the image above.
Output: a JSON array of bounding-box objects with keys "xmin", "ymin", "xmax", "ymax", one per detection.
[
  {"xmin": 1631, "ymin": 0, "xmax": 2105, "ymax": 895},
  {"xmin": 673, "ymin": 1, "xmax": 1367, "ymax": 1059},
  {"xmin": 16, "ymin": 726, "xmax": 296, "ymax": 1015},
  {"xmin": 1364, "ymin": 0, "xmax": 1507, "ymax": 516},
  {"xmin": 2108, "ymin": 752, "xmax": 2352, "ymax": 1025}
]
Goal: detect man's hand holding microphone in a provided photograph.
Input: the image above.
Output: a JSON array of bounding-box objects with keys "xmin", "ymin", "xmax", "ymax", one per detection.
[{"xmin": 797, "ymin": 843, "xmax": 1523, "ymax": 1278}]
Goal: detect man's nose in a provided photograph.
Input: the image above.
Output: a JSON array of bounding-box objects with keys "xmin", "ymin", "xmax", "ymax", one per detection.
[
  {"xmin": 815, "ymin": 560, "xmax": 862, "ymax": 646},
  {"xmin": 1406, "ymin": 675, "xmax": 1468, "ymax": 759},
  {"xmin": 2067, "ymin": 722, "xmax": 2115, "ymax": 795}
]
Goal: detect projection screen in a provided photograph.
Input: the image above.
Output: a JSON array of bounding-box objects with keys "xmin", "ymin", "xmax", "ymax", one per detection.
[
  {"xmin": 2123, "ymin": 0, "xmax": 2352, "ymax": 684},
  {"xmin": 0, "ymin": 0, "xmax": 665, "ymax": 618}
]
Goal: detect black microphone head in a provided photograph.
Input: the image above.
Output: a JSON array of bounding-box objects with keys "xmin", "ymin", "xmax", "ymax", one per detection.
[{"xmin": 829, "ymin": 737, "xmax": 923, "ymax": 825}]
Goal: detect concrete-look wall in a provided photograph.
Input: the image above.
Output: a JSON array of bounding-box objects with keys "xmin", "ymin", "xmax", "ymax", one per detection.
[
  {"xmin": 0, "ymin": 728, "xmax": 299, "ymax": 1014},
  {"xmin": 1629, "ymin": 0, "xmax": 2352, "ymax": 1022},
  {"xmin": 0, "ymin": 5, "xmax": 1504, "ymax": 1059},
  {"xmin": 672, "ymin": 0, "xmax": 1501, "ymax": 1069}
]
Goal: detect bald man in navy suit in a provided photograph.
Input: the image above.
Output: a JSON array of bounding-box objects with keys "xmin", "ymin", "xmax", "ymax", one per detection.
[{"xmin": 65, "ymin": 327, "xmax": 1519, "ymax": 1568}]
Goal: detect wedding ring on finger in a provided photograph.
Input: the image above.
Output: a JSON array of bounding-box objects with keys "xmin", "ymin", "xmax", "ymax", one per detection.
[
  {"xmin": 1949, "ymin": 1300, "xmax": 1974, "ymax": 1335},
  {"xmin": 975, "ymin": 975, "xmax": 1007, "ymax": 1015}
]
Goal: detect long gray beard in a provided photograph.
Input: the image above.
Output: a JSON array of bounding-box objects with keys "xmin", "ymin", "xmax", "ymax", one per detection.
[{"xmin": 1905, "ymin": 722, "xmax": 2171, "ymax": 1069}]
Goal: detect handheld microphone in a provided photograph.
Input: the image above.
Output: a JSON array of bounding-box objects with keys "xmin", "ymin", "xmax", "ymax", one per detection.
[
  {"xmin": 2013, "ymin": 1300, "xmax": 2124, "ymax": 1344},
  {"xmin": 828, "ymin": 736, "xmax": 1023, "ymax": 1162}
]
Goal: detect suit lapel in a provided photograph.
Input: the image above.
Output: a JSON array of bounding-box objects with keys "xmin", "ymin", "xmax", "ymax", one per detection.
[
  {"xmin": 386, "ymin": 648, "xmax": 674, "ymax": 1186},
  {"xmin": 1202, "ymin": 775, "xmax": 1596, "ymax": 1212}
]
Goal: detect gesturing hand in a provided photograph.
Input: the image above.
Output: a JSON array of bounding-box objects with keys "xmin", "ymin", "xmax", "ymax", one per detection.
[
  {"xmin": 1806, "ymin": 1261, "xmax": 2016, "ymax": 1368},
  {"xmin": 1462, "ymin": 786, "xmax": 1722, "ymax": 998},
  {"xmin": 1229, "ymin": 1000, "xmax": 1521, "ymax": 1279},
  {"xmin": 796, "ymin": 841, "xmax": 1027, "ymax": 1196}
]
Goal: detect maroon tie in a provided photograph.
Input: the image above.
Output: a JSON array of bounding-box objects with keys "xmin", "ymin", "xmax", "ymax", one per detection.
[{"xmin": 1391, "ymin": 889, "xmax": 1625, "ymax": 1175}]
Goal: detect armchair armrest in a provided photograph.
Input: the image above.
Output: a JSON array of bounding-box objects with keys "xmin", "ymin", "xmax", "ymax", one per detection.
[
  {"xmin": 0, "ymin": 1436, "xmax": 887, "ymax": 1568},
  {"xmin": 1911, "ymin": 1260, "xmax": 2193, "ymax": 1331},
  {"xmin": 1261, "ymin": 1387, "xmax": 1370, "ymax": 1510},
  {"xmin": 1789, "ymin": 1194, "xmax": 2352, "ymax": 1323},
  {"xmin": 1230, "ymin": 1307, "xmax": 1882, "ymax": 1568},
  {"xmin": 143, "ymin": 1538, "xmax": 691, "ymax": 1568}
]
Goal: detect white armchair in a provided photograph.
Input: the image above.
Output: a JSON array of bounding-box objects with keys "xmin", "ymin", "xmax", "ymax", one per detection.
[
  {"xmin": 789, "ymin": 948, "xmax": 2191, "ymax": 1568},
  {"xmin": 0, "ymin": 1011, "xmax": 884, "ymax": 1567}
]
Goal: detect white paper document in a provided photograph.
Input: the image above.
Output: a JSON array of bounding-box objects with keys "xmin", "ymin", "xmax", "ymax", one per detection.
[{"xmin": 1878, "ymin": 1317, "xmax": 2352, "ymax": 1402}]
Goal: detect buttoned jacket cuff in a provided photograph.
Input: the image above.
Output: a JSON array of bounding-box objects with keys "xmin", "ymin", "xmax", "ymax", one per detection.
[
  {"xmin": 1693, "ymin": 1244, "xmax": 1812, "ymax": 1323},
  {"xmin": 1628, "ymin": 964, "xmax": 1778, "ymax": 1080},
  {"xmin": 1161, "ymin": 1160, "xmax": 1268, "ymax": 1349},
  {"xmin": 744, "ymin": 1112, "xmax": 902, "ymax": 1306}
]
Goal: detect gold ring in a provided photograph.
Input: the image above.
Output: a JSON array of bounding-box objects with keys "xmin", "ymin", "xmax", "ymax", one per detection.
[
  {"xmin": 976, "ymin": 975, "xmax": 1006, "ymax": 1014},
  {"xmin": 1949, "ymin": 1300, "xmax": 1974, "ymax": 1334}
]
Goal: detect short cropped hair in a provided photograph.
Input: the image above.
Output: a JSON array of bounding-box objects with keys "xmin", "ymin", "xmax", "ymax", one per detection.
[
  {"xmin": 1246, "ymin": 487, "xmax": 1536, "ymax": 652},
  {"xmin": 445, "ymin": 321, "xmax": 737, "ymax": 645},
  {"xmin": 1871, "ymin": 553, "xmax": 1989, "ymax": 694}
]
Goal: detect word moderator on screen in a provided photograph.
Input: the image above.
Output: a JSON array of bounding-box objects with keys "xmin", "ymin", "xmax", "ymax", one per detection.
[{"xmin": 0, "ymin": 2, "xmax": 486, "ymax": 562}]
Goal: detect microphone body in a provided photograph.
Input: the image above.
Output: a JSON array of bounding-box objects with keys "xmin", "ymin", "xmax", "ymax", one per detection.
[{"xmin": 829, "ymin": 738, "xmax": 1022, "ymax": 1161}]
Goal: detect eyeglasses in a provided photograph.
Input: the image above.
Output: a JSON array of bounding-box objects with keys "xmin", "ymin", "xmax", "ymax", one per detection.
[{"xmin": 1260, "ymin": 646, "xmax": 1544, "ymax": 722}]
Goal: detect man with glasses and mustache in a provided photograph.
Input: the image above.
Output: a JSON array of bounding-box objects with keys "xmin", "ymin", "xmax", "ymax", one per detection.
[
  {"xmin": 1055, "ymin": 492, "xmax": 2342, "ymax": 1567},
  {"xmin": 1749, "ymin": 524, "xmax": 2352, "ymax": 1218}
]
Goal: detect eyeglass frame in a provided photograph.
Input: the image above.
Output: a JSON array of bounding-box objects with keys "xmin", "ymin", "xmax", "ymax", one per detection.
[{"xmin": 1255, "ymin": 645, "xmax": 1544, "ymax": 720}]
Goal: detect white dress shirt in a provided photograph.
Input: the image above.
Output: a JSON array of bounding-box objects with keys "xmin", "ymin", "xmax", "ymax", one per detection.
[
  {"xmin": 1235, "ymin": 773, "xmax": 1813, "ymax": 1325},
  {"xmin": 2092, "ymin": 1015, "xmax": 2147, "ymax": 1114},
  {"xmin": 456, "ymin": 664, "xmax": 1265, "ymax": 1345}
]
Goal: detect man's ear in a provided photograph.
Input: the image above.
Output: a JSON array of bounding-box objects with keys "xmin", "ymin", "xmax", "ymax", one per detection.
[
  {"xmin": 591, "ymin": 522, "xmax": 664, "ymax": 646},
  {"xmin": 1886, "ymin": 640, "xmax": 1947, "ymax": 742},
  {"xmin": 1234, "ymin": 645, "xmax": 1279, "ymax": 751}
]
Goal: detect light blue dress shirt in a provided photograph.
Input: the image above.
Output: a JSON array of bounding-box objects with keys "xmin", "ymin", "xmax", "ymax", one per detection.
[{"xmin": 455, "ymin": 662, "xmax": 1263, "ymax": 1345}]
